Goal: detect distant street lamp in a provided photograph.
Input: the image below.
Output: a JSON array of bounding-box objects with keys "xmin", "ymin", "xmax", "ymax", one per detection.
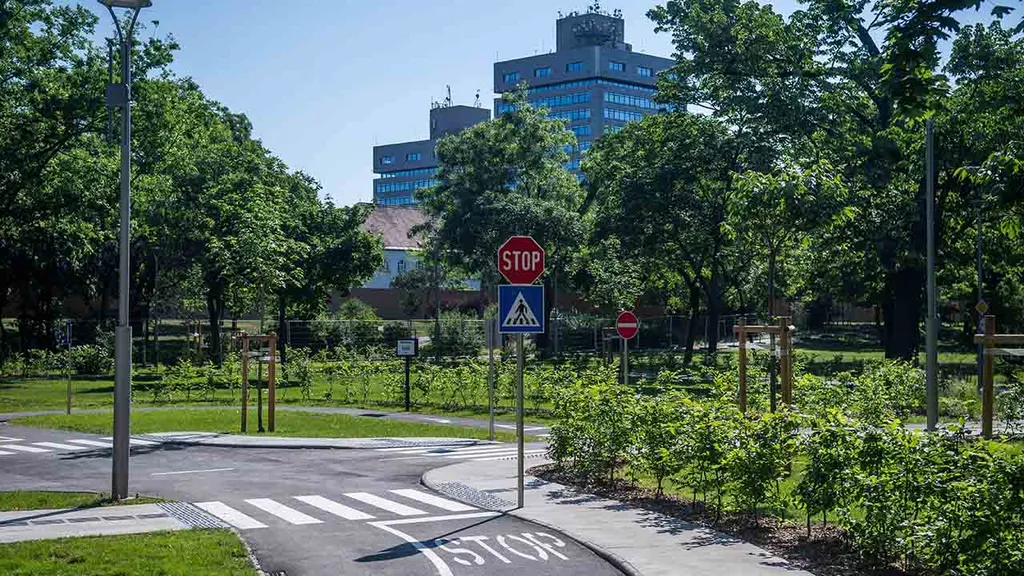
[{"xmin": 99, "ymin": 0, "xmax": 151, "ymax": 501}]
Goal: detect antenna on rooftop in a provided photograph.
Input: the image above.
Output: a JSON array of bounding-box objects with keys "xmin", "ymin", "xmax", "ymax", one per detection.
[{"xmin": 474, "ymin": 90, "xmax": 481, "ymax": 107}]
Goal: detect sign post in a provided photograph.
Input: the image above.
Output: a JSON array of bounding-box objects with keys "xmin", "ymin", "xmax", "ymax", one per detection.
[
  {"xmin": 397, "ymin": 339, "xmax": 418, "ymax": 411},
  {"xmin": 497, "ymin": 236, "xmax": 545, "ymax": 509},
  {"xmin": 485, "ymin": 319, "xmax": 499, "ymax": 441},
  {"xmin": 616, "ymin": 311, "xmax": 639, "ymax": 386}
]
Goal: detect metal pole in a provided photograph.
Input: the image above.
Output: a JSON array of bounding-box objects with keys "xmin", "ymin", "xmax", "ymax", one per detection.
[
  {"xmin": 65, "ymin": 321, "xmax": 72, "ymax": 415},
  {"xmin": 516, "ymin": 334, "xmax": 525, "ymax": 509},
  {"xmin": 111, "ymin": 10, "xmax": 139, "ymax": 500},
  {"xmin": 925, "ymin": 118, "xmax": 938, "ymax": 431},
  {"xmin": 404, "ymin": 356, "xmax": 411, "ymax": 412},
  {"xmin": 488, "ymin": 319, "xmax": 496, "ymax": 441},
  {"xmin": 623, "ymin": 336, "xmax": 629, "ymax": 387}
]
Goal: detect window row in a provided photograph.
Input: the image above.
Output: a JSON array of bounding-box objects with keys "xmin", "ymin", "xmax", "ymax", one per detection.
[
  {"xmin": 503, "ymin": 65, "xmax": 661, "ymax": 85},
  {"xmin": 567, "ymin": 61, "xmax": 584, "ymax": 72},
  {"xmin": 379, "ymin": 257, "xmax": 426, "ymax": 274},
  {"xmin": 549, "ymin": 108, "xmax": 591, "ymax": 121},
  {"xmin": 503, "ymin": 71, "xmax": 520, "ymax": 83},
  {"xmin": 570, "ymin": 124, "xmax": 591, "ymax": 136},
  {"xmin": 375, "ymin": 178, "xmax": 437, "ymax": 194},
  {"xmin": 525, "ymin": 78, "xmax": 656, "ymax": 96},
  {"xmin": 533, "ymin": 91, "xmax": 590, "ymax": 108},
  {"xmin": 534, "ymin": 67, "xmax": 551, "ymax": 77},
  {"xmin": 379, "ymin": 167, "xmax": 437, "ymax": 179},
  {"xmin": 604, "ymin": 124, "xmax": 625, "ymax": 134},
  {"xmin": 406, "ymin": 152, "xmax": 422, "ymax": 161},
  {"xmin": 377, "ymin": 195, "xmax": 416, "ymax": 206},
  {"xmin": 603, "ymin": 107, "xmax": 647, "ymax": 123},
  {"xmin": 604, "ymin": 91, "xmax": 665, "ymax": 110}
]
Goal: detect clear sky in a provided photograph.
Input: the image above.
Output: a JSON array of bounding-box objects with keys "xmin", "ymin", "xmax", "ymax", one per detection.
[{"xmin": 77, "ymin": 0, "xmax": 1000, "ymax": 207}]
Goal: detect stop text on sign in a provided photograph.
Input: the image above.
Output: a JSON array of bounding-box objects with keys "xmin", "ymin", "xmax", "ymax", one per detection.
[{"xmin": 497, "ymin": 236, "xmax": 546, "ymax": 285}]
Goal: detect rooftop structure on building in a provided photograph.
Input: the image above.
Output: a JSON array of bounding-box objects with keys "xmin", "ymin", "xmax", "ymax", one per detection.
[
  {"xmin": 372, "ymin": 92, "xmax": 490, "ymax": 206},
  {"xmin": 493, "ymin": 7, "xmax": 674, "ymax": 178}
]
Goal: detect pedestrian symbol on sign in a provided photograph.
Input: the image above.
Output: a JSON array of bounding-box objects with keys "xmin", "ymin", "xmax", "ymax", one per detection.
[{"xmin": 502, "ymin": 291, "xmax": 540, "ymax": 328}]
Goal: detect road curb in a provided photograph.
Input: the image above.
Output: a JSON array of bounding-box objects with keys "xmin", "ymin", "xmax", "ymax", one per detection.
[
  {"xmin": 143, "ymin": 432, "xmax": 495, "ymax": 451},
  {"xmin": 421, "ymin": 465, "xmax": 640, "ymax": 576}
]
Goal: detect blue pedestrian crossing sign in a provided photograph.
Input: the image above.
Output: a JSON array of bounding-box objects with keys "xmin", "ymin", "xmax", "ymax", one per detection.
[{"xmin": 498, "ymin": 284, "xmax": 545, "ymax": 334}]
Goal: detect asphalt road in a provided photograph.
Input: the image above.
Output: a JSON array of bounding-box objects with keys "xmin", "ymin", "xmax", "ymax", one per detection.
[{"xmin": 0, "ymin": 423, "xmax": 615, "ymax": 576}]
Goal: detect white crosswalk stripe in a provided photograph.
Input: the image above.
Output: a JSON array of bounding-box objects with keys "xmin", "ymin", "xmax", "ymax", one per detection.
[
  {"xmin": 0, "ymin": 450, "xmax": 13, "ymax": 455},
  {"xmin": 390, "ymin": 489, "xmax": 476, "ymax": 512},
  {"xmin": 442, "ymin": 448, "xmax": 523, "ymax": 459},
  {"xmin": 33, "ymin": 442, "xmax": 90, "ymax": 451},
  {"xmin": 343, "ymin": 492, "xmax": 426, "ymax": 516},
  {"xmin": 4, "ymin": 444, "xmax": 51, "ymax": 453},
  {"xmin": 196, "ymin": 501, "xmax": 267, "ymax": 530},
  {"xmin": 374, "ymin": 443, "xmax": 496, "ymax": 453},
  {"xmin": 294, "ymin": 495, "xmax": 375, "ymax": 520},
  {"xmin": 473, "ymin": 449, "xmax": 547, "ymax": 461},
  {"xmin": 68, "ymin": 439, "xmax": 111, "ymax": 448},
  {"xmin": 101, "ymin": 437, "xmax": 160, "ymax": 446},
  {"xmin": 245, "ymin": 498, "xmax": 323, "ymax": 525}
]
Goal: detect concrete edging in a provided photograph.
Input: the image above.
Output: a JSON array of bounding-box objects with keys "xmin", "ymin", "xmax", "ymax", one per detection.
[{"xmin": 420, "ymin": 466, "xmax": 643, "ymax": 576}]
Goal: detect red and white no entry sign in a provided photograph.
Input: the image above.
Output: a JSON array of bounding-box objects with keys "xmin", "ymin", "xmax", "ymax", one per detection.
[
  {"xmin": 498, "ymin": 236, "xmax": 546, "ymax": 285},
  {"xmin": 616, "ymin": 311, "xmax": 639, "ymax": 340}
]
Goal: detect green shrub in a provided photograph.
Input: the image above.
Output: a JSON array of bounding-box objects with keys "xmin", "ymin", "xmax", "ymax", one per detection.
[{"xmin": 67, "ymin": 345, "xmax": 113, "ymax": 375}]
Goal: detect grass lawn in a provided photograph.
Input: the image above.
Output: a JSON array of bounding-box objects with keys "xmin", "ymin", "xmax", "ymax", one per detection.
[
  {"xmin": 0, "ymin": 491, "xmax": 163, "ymax": 512},
  {"xmin": 0, "ymin": 529, "xmax": 257, "ymax": 576},
  {"xmin": 12, "ymin": 408, "xmax": 520, "ymax": 442}
]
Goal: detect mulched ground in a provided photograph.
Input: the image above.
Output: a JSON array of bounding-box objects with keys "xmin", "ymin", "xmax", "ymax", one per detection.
[{"xmin": 529, "ymin": 464, "xmax": 909, "ymax": 576}]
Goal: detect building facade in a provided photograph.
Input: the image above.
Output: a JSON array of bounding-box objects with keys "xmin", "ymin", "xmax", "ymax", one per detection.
[
  {"xmin": 372, "ymin": 104, "xmax": 490, "ymax": 205},
  {"xmin": 493, "ymin": 10, "xmax": 674, "ymax": 177}
]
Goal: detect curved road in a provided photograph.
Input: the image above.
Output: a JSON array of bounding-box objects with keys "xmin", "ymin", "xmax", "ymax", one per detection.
[{"xmin": 0, "ymin": 423, "xmax": 618, "ymax": 576}]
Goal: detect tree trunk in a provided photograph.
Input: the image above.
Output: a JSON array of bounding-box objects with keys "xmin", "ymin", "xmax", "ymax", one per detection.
[
  {"xmin": 704, "ymin": 271, "xmax": 724, "ymax": 364},
  {"xmin": 206, "ymin": 294, "xmax": 224, "ymax": 366},
  {"xmin": 881, "ymin": 266, "xmax": 923, "ymax": 360},
  {"xmin": 683, "ymin": 284, "xmax": 700, "ymax": 365},
  {"xmin": 277, "ymin": 294, "xmax": 288, "ymax": 366}
]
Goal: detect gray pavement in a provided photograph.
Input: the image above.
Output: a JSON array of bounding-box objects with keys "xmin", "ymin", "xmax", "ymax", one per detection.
[
  {"xmin": 0, "ymin": 422, "xmax": 614, "ymax": 576},
  {"xmin": 0, "ymin": 502, "xmax": 192, "ymax": 543},
  {"xmin": 424, "ymin": 457, "xmax": 815, "ymax": 576}
]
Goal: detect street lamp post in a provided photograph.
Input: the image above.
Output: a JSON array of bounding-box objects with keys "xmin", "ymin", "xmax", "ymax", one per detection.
[{"xmin": 100, "ymin": 0, "xmax": 151, "ymax": 501}]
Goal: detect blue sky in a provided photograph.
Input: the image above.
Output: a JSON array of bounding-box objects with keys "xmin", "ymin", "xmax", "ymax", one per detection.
[{"xmin": 78, "ymin": 0, "xmax": 1002, "ymax": 207}]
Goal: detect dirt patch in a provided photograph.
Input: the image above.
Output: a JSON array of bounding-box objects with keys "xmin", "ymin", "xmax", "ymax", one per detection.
[{"xmin": 530, "ymin": 464, "xmax": 907, "ymax": 576}]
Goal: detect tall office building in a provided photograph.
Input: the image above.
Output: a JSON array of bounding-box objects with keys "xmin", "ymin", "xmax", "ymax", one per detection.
[
  {"xmin": 493, "ymin": 9, "xmax": 674, "ymax": 176},
  {"xmin": 372, "ymin": 103, "xmax": 490, "ymax": 205}
]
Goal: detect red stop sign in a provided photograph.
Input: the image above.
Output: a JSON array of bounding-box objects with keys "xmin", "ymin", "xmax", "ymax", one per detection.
[
  {"xmin": 498, "ymin": 236, "xmax": 545, "ymax": 285},
  {"xmin": 616, "ymin": 311, "xmax": 639, "ymax": 340}
]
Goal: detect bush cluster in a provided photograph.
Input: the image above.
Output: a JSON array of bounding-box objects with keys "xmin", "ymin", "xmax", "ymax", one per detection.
[{"xmin": 547, "ymin": 363, "xmax": 1024, "ymax": 575}]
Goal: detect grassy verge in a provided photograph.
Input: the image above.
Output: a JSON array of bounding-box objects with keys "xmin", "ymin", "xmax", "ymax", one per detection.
[
  {"xmin": 12, "ymin": 408, "xmax": 520, "ymax": 442},
  {"xmin": 0, "ymin": 491, "xmax": 164, "ymax": 512},
  {"xmin": 0, "ymin": 529, "xmax": 257, "ymax": 576}
]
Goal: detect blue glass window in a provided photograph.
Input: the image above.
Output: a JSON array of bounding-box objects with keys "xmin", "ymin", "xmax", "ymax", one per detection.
[
  {"xmin": 375, "ymin": 179, "xmax": 437, "ymax": 194},
  {"xmin": 638, "ymin": 66, "xmax": 653, "ymax": 77},
  {"xmin": 603, "ymin": 108, "xmax": 646, "ymax": 122},
  {"xmin": 609, "ymin": 61, "xmax": 625, "ymax": 72},
  {"xmin": 603, "ymin": 92, "xmax": 667, "ymax": 111},
  {"xmin": 503, "ymin": 71, "xmax": 520, "ymax": 83},
  {"xmin": 567, "ymin": 61, "xmax": 584, "ymax": 72},
  {"xmin": 406, "ymin": 152, "xmax": 421, "ymax": 161},
  {"xmin": 380, "ymin": 155, "xmax": 394, "ymax": 165},
  {"xmin": 534, "ymin": 67, "xmax": 551, "ymax": 78},
  {"xmin": 522, "ymin": 78, "xmax": 656, "ymax": 96},
  {"xmin": 379, "ymin": 167, "xmax": 437, "ymax": 179},
  {"xmin": 570, "ymin": 124, "xmax": 591, "ymax": 136},
  {"xmin": 548, "ymin": 108, "xmax": 591, "ymax": 121}
]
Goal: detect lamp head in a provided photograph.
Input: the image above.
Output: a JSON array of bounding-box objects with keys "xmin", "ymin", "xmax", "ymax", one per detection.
[{"xmin": 98, "ymin": 0, "xmax": 152, "ymax": 9}]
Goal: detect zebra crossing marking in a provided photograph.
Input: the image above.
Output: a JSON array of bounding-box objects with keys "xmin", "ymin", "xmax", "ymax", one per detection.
[
  {"xmin": 294, "ymin": 495, "xmax": 374, "ymax": 521},
  {"xmin": 389, "ymin": 489, "xmax": 477, "ymax": 512},
  {"xmin": 4, "ymin": 444, "xmax": 51, "ymax": 453},
  {"xmin": 33, "ymin": 442, "xmax": 90, "ymax": 451},
  {"xmin": 473, "ymin": 450, "xmax": 547, "ymax": 461},
  {"xmin": 101, "ymin": 437, "xmax": 159, "ymax": 446},
  {"xmin": 68, "ymin": 439, "xmax": 111, "ymax": 448},
  {"xmin": 245, "ymin": 498, "xmax": 323, "ymax": 525},
  {"xmin": 195, "ymin": 501, "xmax": 267, "ymax": 530},
  {"xmin": 344, "ymin": 492, "xmax": 426, "ymax": 516},
  {"xmin": 0, "ymin": 450, "xmax": 13, "ymax": 455},
  {"xmin": 0, "ymin": 436, "xmax": 23, "ymax": 442},
  {"xmin": 440, "ymin": 448, "xmax": 523, "ymax": 459}
]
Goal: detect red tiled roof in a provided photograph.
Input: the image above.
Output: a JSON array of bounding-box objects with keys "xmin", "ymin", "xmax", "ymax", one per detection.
[{"xmin": 359, "ymin": 204, "xmax": 430, "ymax": 250}]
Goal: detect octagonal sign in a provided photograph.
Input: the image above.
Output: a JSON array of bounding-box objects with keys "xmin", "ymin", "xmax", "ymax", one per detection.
[{"xmin": 498, "ymin": 236, "xmax": 545, "ymax": 285}]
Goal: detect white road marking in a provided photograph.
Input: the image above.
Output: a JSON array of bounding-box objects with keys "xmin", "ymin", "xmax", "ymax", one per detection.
[
  {"xmin": 294, "ymin": 495, "xmax": 375, "ymax": 520},
  {"xmin": 195, "ymin": 501, "xmax": 267, "ymax": 530},
  {"xmin": 423, "ymin": 418, "xmax": 452, "ymax": 424},
  {"xmin": 4, "ymin": 444, "xmax": 51, "ymax": 453},
  {"xmin": 0, "ymin": 450, "xmax": 14, "ymax": 455},
  {"xmin": 395, "ymin": 444, "xmax": 511, "ymax": 455},
  {"xmin": 372, "ymin": 511, "xmax": 500, "ymax": 526},
  {"xmin": 375, "ymin": 444, "xmax": 488, "ymax": 452},
  {"xmin": 473, "ymin": 450, "xmax": 548, "ymax": 461},
  {"xmin": 442, "ymin": 449, "xmax": 522, "ymax": 459},
  {"xmin": 244, "ymin": 498, "xmax": 323, "ymax": 525},
  {"xmin": 151, "ymin": 467, "xmax": 235, "ymax": 476},
  {"xmin": 33, "ymin": 442, "xmax": 89, "ymax": 451},
  {"xmin": 344, "ymin": 492, "xmax": 426, "ymax": 516},
  {"xmin": 390, "ymin": 489, "xmax": 477, "ymax": 512},
  {"xmin": 101, "ymin": 437, "xmax": 159, "ymax": 446},
  {"xmin": 0, "ymin": 436, "xmax": 23, "ymax": 442},
  {"xmin": 494, "ymin": 424, "xmax": 548, "ymax": 431},
  {"xmin": 370, "ymin": 522, "xmax": 455, "ymax": 576},
  {"xmin": 68, "ymin": 439, "xmax": 111, "ymax": 448}
]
